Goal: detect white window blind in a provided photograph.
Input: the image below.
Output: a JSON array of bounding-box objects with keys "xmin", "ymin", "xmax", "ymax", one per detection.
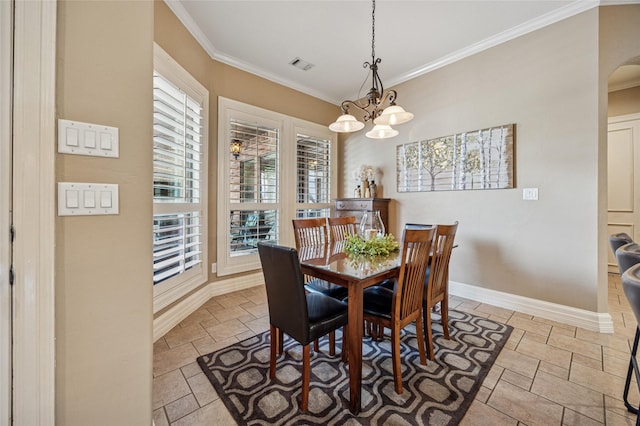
[
  {"xmin": 217, "ymin": 97, "xmax": 336, "ymax": 276},
  {"xmin": 153, "ymin": 43, "xmax": 208, "ymax": 312},
  {"xmin": 228, "ymin": 119, "xmax": 279, "ymax": 257},
  {"xmin": 295, "ymin": 134, "xmax": 332, "ymax": 218}
]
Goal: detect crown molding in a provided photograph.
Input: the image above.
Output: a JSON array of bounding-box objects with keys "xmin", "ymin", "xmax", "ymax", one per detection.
[
  {"xmin": 164, "ymin": 0, "xmax": 629, "ymax": 105},
  {"xmin": 387, "ymin": 0, "xmax": 600, "ymax": 87},
  {"xmin": 162, "ymin": 0, "xmax": 338, "ymax": 105}
]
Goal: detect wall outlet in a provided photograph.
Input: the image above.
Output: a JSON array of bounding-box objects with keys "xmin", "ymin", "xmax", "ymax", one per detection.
[
  {"xmin": 522, "ymin": 187, "xmax": 539, "ymax": 201},
  {"xmin": 211, "ymin": 263, "xmax": 217, "ymax": 273}
]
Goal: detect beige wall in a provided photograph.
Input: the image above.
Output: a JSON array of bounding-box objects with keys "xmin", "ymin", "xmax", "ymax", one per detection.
[
  {"xmin": 609, "ymin": 85, "xmax": 640, "ymax": 117},
  {"xmin": 341, "ymin": 7, "xmax": 638, "ymax": 313},
  {"xmin": 55, "ymin": 1, "xmax": 154, "ymax": 425},
  {"xmin": 154, "ymin": 0, "xmax": 339, "ymax": 286}
]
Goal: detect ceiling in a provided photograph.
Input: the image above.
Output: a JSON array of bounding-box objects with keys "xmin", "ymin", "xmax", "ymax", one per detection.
[{"xmin": 166, "ymin": 1, "xmax": 640, "ymax": 104}]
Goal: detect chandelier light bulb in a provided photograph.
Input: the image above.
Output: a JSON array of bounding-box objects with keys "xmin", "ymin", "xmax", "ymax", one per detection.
[
  {"xmin": 365, "ymin": 124, "xmax": 398, "ymax": 139},
  {"xmin": 329, "ymin": 114, "xmax": 365, "ymax": 133},
  {"xmin": 328, "ymin": 0, "xmax": 414, "ymax": 139},
  {"xmin": 373, "ymin": 105, "xmax": 414, "ymax": 126}
]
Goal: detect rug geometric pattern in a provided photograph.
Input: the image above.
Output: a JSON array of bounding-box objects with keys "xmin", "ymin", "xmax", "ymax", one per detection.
[{"xmin": 197, "ymin": 310, "xmax": 512, "ymax": 426}]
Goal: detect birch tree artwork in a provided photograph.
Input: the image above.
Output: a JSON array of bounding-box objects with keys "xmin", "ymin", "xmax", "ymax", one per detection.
[{"xmin": 397, "ymin": 124, "xmax": 514, "ymax": 192}]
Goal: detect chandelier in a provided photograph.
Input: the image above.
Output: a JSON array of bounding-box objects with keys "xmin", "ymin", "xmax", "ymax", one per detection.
[{"xmin": 329, "ymin": 0, "xmax": 413, "ymax": 139}]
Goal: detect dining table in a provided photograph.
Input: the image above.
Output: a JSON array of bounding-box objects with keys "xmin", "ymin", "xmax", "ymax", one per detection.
[{"xmin": 298, "ymin": 241, "xmax": 401, "ymax": 415}]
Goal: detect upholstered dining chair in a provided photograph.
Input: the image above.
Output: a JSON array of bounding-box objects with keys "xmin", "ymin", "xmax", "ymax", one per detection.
[
  {"xmin": 610, "ymin": 233, "xmax": 634, "ymax": 261},
  {"xmin": 362, "ymin": 227, "xmax": 435, "ymax": 394},
  {"xmin": 327, "ymin": 216, "xmax": 357, "ymax": 242},
  {"xmin": 423, "ymin": 222, "xmax": 459, "ymax": 361},
  {"xmin": 257, "ymin": 242, "xmax": 349, "ymax": 411},
  {"xmin": 617, "ymin": 245, "xmax": 640, "ymax": 418}
]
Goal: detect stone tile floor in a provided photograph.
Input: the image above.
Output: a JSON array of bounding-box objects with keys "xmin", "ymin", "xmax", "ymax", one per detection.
[{"xmin": 153, "ymin": 274, "xmax": 640, "ymax": 425}]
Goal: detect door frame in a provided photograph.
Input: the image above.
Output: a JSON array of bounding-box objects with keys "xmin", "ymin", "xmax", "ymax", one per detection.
[
  {"xmin": 12, "ymin": 0, "xmax": 56, "ymax": 424},
  {"xmin": 0, "ymin": 1, "xmax": 13, "ymax": 425},
  {"xmin": 607, "ymin": 112, "xmax": 640, "ymax": 272}
]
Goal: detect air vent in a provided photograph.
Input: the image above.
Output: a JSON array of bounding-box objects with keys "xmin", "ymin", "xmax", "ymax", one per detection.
[{"xmin": 289, "ymin": 57, "xmax": 314, "ymax": 71}]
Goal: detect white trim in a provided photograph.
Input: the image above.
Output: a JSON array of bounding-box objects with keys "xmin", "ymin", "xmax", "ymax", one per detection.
[
  {"xmin": 153, "ymin": 43, "xmax": 210, "ymax": 313},
  {"xmin": 390, "ymin": 1, "xmax": 599, "ymax": 88},
  {"xmin": 12, "ymin": 0, "xmax": 56, "ymax": 424},
  {"xmin": 450, "ymin": 281, "xmax": 615, "ymax": 333},
  {"xmin": 609, "ymin": 112, "xmax": 640, "ymax": 124},
  {"xmin": 609, "ymin": 79, "xmax": 640, "ymax": 93},
  {"xmin": 0, "ymin": 1, "xmax": 12, "ymax": 424},
  {"xmin": 163, "ymin": 0, "xmax": 601, "ymax": 105},
  {"xmin": 153, "ymin": 273, "xmax": 264, "ymax": 341}
]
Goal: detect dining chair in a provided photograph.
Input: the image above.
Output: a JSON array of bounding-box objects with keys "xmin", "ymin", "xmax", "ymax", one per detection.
[
  {"xmin": 292, "ymin": 217, "xmax": 348, "ymax": 301},
  {"xmin": 327, "ymin": 216, "xmax": 357, "ymax": 242},
  {"xmin": 292, "ymin": 217, "xmax": 328, "ymax": 247},
  {"xmin": 617, "ymin": 245, "xmax": 640, "ymax": 417},
  {"xmin": 257, "ymin": 242, "xmax": 349, "ymax": 411},
  {"xmin": 423, "ymin": 222, "xmax": 459, "ymax": 361},
  {"xmin": 610, "ymin": 233, "xmax": 634, "ymax": 259},
  {"xmin": 362, "ymin": 227, "xmax": 435, "ymax": 394}
]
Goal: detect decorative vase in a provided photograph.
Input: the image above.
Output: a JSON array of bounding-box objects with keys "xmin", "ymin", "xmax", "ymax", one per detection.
[
  {"xmin": 361, "ymin": 179, "xmax": 370, "ymax": 198},
  {"xmin": 370, "ymin": 180, "xmax": 377, "ymax": 198},
  {"xmin": 359, "ymin": 210, "xmax": 385, "ymax": 241}
]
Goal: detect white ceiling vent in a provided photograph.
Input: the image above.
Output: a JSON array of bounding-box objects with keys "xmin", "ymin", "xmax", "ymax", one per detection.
[{"xmin": 289, "ymin": 57, "xmax": 314, "ymax": 71}]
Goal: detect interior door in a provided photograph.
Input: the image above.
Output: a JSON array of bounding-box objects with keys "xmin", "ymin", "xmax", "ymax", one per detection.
[
  {"xmin": 607, "ymin": 114, "xmax": 640, "ymax": 273},
  {"xmin": 0, "ymin": 1, "xmax": 12, "ymax": 424}
]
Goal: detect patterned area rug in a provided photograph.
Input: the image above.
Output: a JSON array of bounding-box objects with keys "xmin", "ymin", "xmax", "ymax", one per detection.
[{"xmin": 197, "ymin": 310, "xmax": 512, "ymax": 426}]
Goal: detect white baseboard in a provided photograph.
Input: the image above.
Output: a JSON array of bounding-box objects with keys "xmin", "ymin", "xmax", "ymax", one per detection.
[
  {"xmin": 449, "ymin": 280, "xmax": 614, "ymax": 333},
  {"xmin": 154, "ymin": 272, "xmax": 265, "ymax": 341}
]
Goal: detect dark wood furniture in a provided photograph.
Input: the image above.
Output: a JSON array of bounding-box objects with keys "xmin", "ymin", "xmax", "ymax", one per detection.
[
  {"xmin": 334, "ymin": 198, "xmax": 390, "ymax": 232},
  {"xmin": 363, "ymin": 227, "xmax": 434, "ymax": 394},
  {"xmin": 257, "ymin": 242, "xmax": 349, "ymax": 411},
  {"xmin": 299, "ymin": 242, "xmax": 401, "ymax": 414}
]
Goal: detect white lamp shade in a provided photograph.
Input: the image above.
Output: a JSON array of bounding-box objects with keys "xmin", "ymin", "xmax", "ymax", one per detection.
[
  {"xmin": 365, "ymin": 124, "xmax": 399, "ymax": 139},
  {"xmin": 329, "ymin": 114, "xmax": 365, "ymax": 132},
  {"xmin": 373, "ymin": 105, "xmax": 414, "ymax": 126}
]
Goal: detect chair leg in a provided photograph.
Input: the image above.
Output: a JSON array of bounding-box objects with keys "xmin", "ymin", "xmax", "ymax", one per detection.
[
  {"xmin": 441, "ymin": 297, "xmax": 450, "ymax": 340},
  {"xmin": 341, "ymin": 327, "xmax": 348, "ymax": 363},
  {"xmin": 269, "ymin": 325, "xmax": 277, "ymax": 380},
  {"xmin": 415, "ymin": 315, "xmax": 427, "ymax": 365},
  {"xmin": 301, "ymin": 344, "xmax": 310, "ymax": 411},
  {"xmin": 391, "ymin": 325, "xmax": 403, "ymax": 394},
  {"xmin": 329, "ymin": 331, "xmax": 336, "ymax": 356},
  {"xmin": 314, "ymin": 339, "xmax": 319, "ymax": 353},
  {"xmin": 623, "ymin": 327, "xmax": 640, "ymax": 414},
  {"xmin": 424, "ymin": 304, "xmax": 435, "ymax": 361},
  {"xmin": 278, "ymin": 329, "xmax": 284, "ymax": 355}
]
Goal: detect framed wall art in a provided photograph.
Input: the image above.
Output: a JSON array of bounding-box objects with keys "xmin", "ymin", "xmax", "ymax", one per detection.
[{"xmin": 396, "ymin": 124, "xmax": 514, "ymax": 192}]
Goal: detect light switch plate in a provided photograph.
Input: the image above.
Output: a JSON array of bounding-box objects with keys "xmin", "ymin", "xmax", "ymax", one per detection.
[
  {"xmin": 58, "ymin": 182, "xmax": 119, "ymax": 216},
  {"xmin": 58, "ymin": 119, "xmax": 119, "ymax": 158},
  {"xmin": 522, "ymin": 187, "xmax": 539, "ymax": 201}
]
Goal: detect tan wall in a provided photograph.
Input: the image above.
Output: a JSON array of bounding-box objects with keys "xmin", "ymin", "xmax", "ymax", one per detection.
[
  {"xmin": 609, "ymin": 85, "xmax": 640, "ymax": 117},
  {"xmin": 154, "ymin": 0, "xmax": 339, "ymax": 286},
  {"xmin": 55, "ymin": 1, "xmax": 154, "ymax": 425},
  {"xmin": 342, "ymin": 9, "xmax": 603, "ymax": 311}
]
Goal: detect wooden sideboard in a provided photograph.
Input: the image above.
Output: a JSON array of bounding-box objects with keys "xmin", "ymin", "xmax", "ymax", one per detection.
[{"xmin": 333, "ymin": 198, "xmax": 391, "ymax": 232}]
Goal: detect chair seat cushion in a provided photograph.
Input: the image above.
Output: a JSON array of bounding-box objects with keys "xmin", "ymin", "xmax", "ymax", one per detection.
[
  {"xmin": 307, "ymin": 293, "xmax": 349, "ymax": 341},
  {"xmin": 305, "ymin": 278, "xmax": 348, "ymax": 300},
  {"xmin": 363, "ymin": 286, "xmax": 394, "ymax": 320}
]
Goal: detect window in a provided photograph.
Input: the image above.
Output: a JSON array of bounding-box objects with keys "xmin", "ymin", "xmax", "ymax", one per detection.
[
  {"xmin": 217, "ymin": 98, "xmax": 336, "ymax": 276},
  {"xmin": 295, "ymin": 133, "xmax": 332, "ymax": 218},
  {"xmin": 153, "ymin": 44, "xmax": 209, "ymax": 311}
]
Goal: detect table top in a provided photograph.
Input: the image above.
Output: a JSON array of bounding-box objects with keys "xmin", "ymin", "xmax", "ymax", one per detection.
[{"xmin": 298, "ymin": 242, "xmax": 401, "ymax": 282}]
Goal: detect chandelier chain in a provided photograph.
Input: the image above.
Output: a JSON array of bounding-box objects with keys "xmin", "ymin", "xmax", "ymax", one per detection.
[{"xmin": 371, "ymin": 0, "xmax": 376, "ymax": 61}]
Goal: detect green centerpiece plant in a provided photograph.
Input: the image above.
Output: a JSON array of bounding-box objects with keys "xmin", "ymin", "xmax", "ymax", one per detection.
[{"xmin": 343, "ymin": 233, "xmax": 400, "ymax": 257}]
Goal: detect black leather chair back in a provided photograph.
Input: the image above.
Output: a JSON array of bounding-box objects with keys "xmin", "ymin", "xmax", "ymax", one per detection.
[
  {"xmin": 616, "ymin": 243, "xmax": 640, "ymax": 275},
  {"xmin": 623, "ymin": 263, "xmax": 640, "ymax": 326},
  {"xmin": 610, "ymin": 233, "xmax": 634, "ymax": 257},
  {"xmin": 257, "ymin": 242, "xmax": 310, "ymax": 344}
]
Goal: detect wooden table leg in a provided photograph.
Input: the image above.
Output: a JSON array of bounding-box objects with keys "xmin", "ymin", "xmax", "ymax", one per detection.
[{"xmin": 347, "ymin": 281, "xmax": 363, "ymax": 414}]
